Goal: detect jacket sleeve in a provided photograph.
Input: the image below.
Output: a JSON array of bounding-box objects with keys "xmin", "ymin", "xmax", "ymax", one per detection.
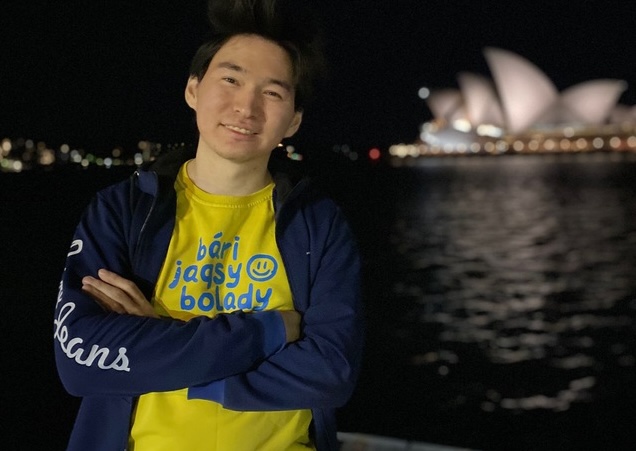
[
  {"xmin": 188, "ymin": 204, "xmax": 365, "ymax": 410},
  {"xmin": 54, "ymin": 183, "xmax": 286, "ymax": 397}
]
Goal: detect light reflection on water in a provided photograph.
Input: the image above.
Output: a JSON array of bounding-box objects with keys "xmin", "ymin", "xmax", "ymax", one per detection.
[{"xmin": 388, "ymin": 155, "xmax": 636, "ymax": 416}]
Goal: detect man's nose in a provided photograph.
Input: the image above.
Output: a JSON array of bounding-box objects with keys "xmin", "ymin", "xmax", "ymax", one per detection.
[{"xmin": 234, "ymin": 89, "xmax": 262, "ymax": 118}]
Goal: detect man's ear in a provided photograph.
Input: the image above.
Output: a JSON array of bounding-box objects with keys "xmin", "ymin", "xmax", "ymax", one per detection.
[
  {"xmin": 284, "ymin": 111, "xmax": 303, "ymax": 138},
  {"xmin": 184, "ymin": 76, "xmax": 199, "ymax": 110}
]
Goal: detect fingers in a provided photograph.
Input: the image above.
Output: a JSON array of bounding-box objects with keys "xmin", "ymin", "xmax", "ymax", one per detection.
[
  {"xmin": 96, "ymin": 269, "xmax": 147, "ymax": 304},
  {"xmin": 81, "ymin": 277, "xmax": 128, "ymax": 314},
  {"xmin": 82, "ymin": 269, "xmax": 158, "ymax": 318}
]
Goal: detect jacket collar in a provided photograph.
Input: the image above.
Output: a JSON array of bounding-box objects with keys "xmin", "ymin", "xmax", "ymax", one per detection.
[{"xmin": 135, "ymin": 145, "xmax": 308, "ymax": 207}]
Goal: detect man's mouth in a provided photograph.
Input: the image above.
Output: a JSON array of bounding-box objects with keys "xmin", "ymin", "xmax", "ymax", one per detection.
[{"xmin": 224, "ymin": 124, "xmax": 256, "ymax": 135}]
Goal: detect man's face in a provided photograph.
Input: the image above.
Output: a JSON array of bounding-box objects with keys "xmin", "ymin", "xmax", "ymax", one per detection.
[{"xmin": 185, "ymin": 34, "xmax": 303, "ymax": 166}]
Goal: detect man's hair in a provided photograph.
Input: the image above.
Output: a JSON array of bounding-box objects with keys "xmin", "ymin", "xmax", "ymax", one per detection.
[{"xmin": 189, "ymin": 0, "xmax": 325, "ymax": 112}]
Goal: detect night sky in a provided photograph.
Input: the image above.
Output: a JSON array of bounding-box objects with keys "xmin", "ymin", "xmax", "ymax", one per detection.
[{"xmin": 1, "ymin": 0, "xmax": 635, "ymax": 156}]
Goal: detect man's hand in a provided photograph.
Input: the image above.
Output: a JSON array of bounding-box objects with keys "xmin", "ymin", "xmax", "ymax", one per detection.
[
  {"xmin": 278, "ymin": 310, "xmax": 300, "ymax": 343},
  {"xmin": 82, "ymin": 270, "xmax": 302, "ymax": 341},
  {"xmin": 82, "ymin": 269, "xmax": 159, "ymax": 318}
]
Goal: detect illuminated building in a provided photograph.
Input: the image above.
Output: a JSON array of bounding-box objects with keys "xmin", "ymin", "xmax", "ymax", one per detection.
[{"xmin": 391, "ymin": 48, "xmax": 636, "ymax": 159}]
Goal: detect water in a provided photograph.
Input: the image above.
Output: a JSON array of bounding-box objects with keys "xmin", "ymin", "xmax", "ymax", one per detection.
[
  {"xmin": 339, "ymin": 154, "xmax": 636, "ymax": 450},
  {"xmin": 3, "ymin": 153, "xmax": 636, "ymax": 450}
]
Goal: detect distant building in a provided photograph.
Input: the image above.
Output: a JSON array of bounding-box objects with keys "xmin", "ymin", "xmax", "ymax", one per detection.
[{"xmin": 391, "ymin": 48, "xmax": 636, "ymax": 158}]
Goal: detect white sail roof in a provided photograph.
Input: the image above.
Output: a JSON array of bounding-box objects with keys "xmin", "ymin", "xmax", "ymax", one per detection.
[
  {"xmin": 610, "ymin": 104, "xmax": 636, "ymax": 124},
  {"xmin": 425, "ymin": 88, "xmax": 466, "ymax": 122},
  {"xmin": 457, "ymin": 72, "xmax": 505, "ymax": 127},
  {"xmin": 560, "ymin": 79, "xmax": 627, "ymax": 125},
  {"xmin": 483, "ymin": 47, "xmax": 559, "ymax": 133},
  {"xmin": 424, "ymin": 47, "xmax": 632, "ymax": 141}
]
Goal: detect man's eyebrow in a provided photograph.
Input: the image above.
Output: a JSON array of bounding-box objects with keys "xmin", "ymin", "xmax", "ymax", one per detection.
[
  {"xmin": 216, "ymin": 61, "xmax": 245, "ymax": 73},
  {"xmin": 267, "ymin": 78, "xmax": 293, "ymax": 93},
  {"xmin": 215, "ymin": 61, "xmax": 293, "ymax": 92}
]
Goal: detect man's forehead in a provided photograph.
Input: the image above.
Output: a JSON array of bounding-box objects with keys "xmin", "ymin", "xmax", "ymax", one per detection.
[
  {"xmin": 210, "ymin": 37, "xmax": 295, "ymax": 87},
  {"xmin": 215, "ymin": 35, "xmax": 292, "ymax": 68}
]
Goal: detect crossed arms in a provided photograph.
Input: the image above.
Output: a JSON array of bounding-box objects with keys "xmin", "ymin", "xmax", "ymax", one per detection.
[
  {"xmin": 54, "ymin": 185, "xmax": 363, "ymax": 411},
  {"xmin": 82, "ymin": 268, "xmax": 301, "ymax": 343}
]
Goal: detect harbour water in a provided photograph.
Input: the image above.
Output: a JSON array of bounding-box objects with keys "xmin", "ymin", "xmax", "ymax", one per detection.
[
  {"xmin": 338, "ymin": 153, "xmax": 636, "ymax": 450},
  {"xmin": 2, "ymin": 152, "xmax": 636, "ymax": 450}
]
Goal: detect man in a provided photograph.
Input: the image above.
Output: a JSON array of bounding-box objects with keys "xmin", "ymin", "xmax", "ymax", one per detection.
[{"xmin": 53, "ymin": 1, "xmax": 364, "ymax": 450}]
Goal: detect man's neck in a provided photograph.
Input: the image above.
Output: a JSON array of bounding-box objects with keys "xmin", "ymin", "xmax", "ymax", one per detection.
[{"xmin": 187, "ymin": 153, "xmax": 272, "ymax": 196}]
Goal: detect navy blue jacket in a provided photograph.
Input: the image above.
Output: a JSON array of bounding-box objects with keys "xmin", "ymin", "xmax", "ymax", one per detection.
[{"xmin": 54, "ymin": 151, "xmax": 364, "ymax": 450}]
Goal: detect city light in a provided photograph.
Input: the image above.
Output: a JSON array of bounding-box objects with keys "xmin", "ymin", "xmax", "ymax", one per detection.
[
  {"xmin": 417, "ymin": 87, "xmax": 430, "ymax": 99},
  {"xmin": 0, "ymin": 137, "xmax": 183, "ymax": 173}
]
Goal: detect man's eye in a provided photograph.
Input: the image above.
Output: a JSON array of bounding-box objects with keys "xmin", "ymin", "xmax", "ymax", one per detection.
[
  {"xmin": 265, "ymin": 90, "xmax": 283, "ymax": 99},
  {"xmin": 223, "ymin": 77, "xmax": 237, "ymax": 84}
]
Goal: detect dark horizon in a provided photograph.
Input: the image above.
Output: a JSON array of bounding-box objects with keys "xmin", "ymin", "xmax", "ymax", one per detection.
[{"xmin": 1, "ymin": 1, "xmax": 635, "ymax": 154}]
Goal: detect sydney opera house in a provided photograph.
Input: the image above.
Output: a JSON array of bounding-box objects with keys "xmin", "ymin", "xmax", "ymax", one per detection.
[{"xmin": 390, "ymin": 47, "xmax": 636, "ymax": 158}]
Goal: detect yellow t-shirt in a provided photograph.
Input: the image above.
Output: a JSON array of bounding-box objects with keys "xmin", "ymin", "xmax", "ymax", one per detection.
[{"xmin": 129, "ymin": 162, "xmax": 313, "ymax": 450}]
